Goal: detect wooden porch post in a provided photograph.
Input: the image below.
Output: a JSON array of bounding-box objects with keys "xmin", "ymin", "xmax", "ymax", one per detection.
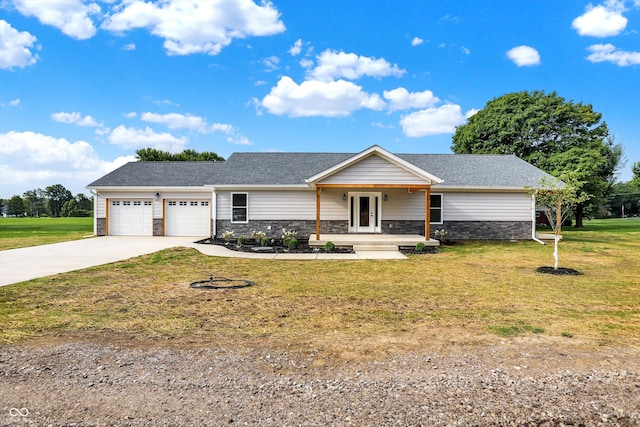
[
  {"xmin": 425, "ymin": 186, "xmax": 431, "ymax": 239},
  {"xmin": 315, "ymin": 186, "xmax": 321, "ymax": 240}
]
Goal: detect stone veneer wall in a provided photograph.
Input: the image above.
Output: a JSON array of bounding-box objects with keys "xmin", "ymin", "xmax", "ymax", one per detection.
[
  {"xmin": 153, "ymin": 219, "xmax": 163, "ymax": 236},
  {"xmin": 215, "ymin": 220, "xmax": 347, "ymax": 238},
  {"xmin": 213, "ymin": 219, "xmax": 532, "ymax": 240},
  {"xmin": 439, "ymin": 221, "xmax": 531, "ymax": 240},
  {"xmin": 96, "ymin": 218, "xmax": 106, "ymax": 236}
]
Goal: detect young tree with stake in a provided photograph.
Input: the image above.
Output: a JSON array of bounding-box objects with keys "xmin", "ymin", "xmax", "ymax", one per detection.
[{"xmin": 531, "ymin": 174, "xmax": 590, "ymax": 270}]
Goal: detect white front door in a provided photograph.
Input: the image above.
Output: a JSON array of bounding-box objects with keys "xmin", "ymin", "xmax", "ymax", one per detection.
[{"xmin": 348, "ymin": 192, "xmax": 381, "ymax": 233}]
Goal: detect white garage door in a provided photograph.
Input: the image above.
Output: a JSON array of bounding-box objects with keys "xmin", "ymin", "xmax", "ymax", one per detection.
[
  {"xmin": 109, "ymin": 200, "xmax": 153, "ymax": 236},
  {"xmin": 165, "ymin": 200, "xmax": 211, "ymax": 236}
]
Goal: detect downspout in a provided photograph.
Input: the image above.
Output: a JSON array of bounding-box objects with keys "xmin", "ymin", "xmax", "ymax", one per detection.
[
  {"xmin": 90, "ymin": 189, "xmax": 97, "ymax": 236},
  {"xmin": 531, "ymin": 193, "xmax": 545, "ymax": 245},
  {"xmin": 211, "ymin": 187, "xmax": 217, "ymax": 238}
]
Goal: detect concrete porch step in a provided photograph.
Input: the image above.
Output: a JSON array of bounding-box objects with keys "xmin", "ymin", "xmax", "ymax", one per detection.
[{"xmin": 353, "ymin": 244, "xmax": 399, "ymax": 251}]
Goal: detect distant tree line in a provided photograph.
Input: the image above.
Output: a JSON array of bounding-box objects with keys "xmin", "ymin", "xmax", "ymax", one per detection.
[
  {"xmin": 135, "ymin": 148, "xmax": 224, "ymax": 162},
  {"xmin": 1, "ymin": 184, "xmax": 92, "ymax": 218}
]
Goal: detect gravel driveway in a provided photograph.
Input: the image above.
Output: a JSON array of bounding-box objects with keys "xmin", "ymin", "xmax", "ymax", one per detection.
[{"xmin": 1, "ymin": 340, "xmax": 638, "ymax": 426}]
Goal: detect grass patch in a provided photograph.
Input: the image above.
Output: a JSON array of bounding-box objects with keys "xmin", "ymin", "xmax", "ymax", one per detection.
[
  {"xmin": 0, "ymin": 218, "xmax": 638, "ymax": 356},
  {"xmin": 0, "ymin": 217, "xmax": 93, "ymax": 250},
  {"xmin": 489, "ymin": 322, "xmax": 545, "ymax": 337}
]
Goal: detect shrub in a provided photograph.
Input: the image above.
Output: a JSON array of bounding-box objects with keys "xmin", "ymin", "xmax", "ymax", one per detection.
[
  {"xmin": 415, "ymin": 242, "xmax": 426, "ymax": 252},
  {"xmin": 237, "ymin": 236, "xmax": 246, "ymax": 245},
  {"xmin": 260, "ymin": 236, "xmax": 269, "ymax": 246},
  {"xmin": 324, "ymin": 241, "xmax": 335, "ymax": 252},
  {"xmin": 221, "ymin": 230, "xmax": 235, "ymax": 242},
  {"xmin": 287, "ymin": 237, "xmax": 298, "ymax": 250},
  {"xmin": 252, "ymin": 230, "xmax": 266, "ymax": 241}
]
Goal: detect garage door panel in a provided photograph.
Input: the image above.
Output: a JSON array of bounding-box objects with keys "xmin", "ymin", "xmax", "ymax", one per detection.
[
  {"xmin": 166, "ymin": 200, "xmax": 210, "ymax": 236},
  {"xmin": 109, "ymin": 200, "xmax": 152, "ymax": 236}
]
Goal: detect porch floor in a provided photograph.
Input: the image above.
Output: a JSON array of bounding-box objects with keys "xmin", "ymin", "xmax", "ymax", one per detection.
[{"xmin": 308, "ymin": 234, "xmax": 439, "ymax": 248}]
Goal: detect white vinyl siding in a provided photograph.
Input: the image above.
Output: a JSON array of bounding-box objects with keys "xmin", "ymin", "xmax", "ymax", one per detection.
[
  {"xmin": 379, "ymin": 189, "xmax": 424, "ymax": 220},
  {"xmin": 363, "ymin": 189, "xmax": 531, "ymax": 222},
  {"xmin": 442, "ymin": 192, "xmax": 531, "ymax": 221},
  {"xmin": 217, "ymin": 190, "xmax": 345, "ymax": 221},
  {"xmin": 319, "ymin": 154, "xmax": 427, "ymax": 185}
]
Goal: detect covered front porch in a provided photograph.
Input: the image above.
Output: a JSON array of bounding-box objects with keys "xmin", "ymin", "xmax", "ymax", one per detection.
[{"xmin": 308, "ymin": 233, "xmax": 440, "ymax": 250}]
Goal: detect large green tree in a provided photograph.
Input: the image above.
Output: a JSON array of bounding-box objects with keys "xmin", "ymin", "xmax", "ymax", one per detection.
[
  {"xmin": 135, "ymin": 148, "xmax": 224, "ymax": 162},
  {"xmin": 7, "ymin": 195, "xmax": 25, "ymax": 216},
  {"xmin": 45, "ymin": 184, "xmax": 73, "ymax": 217},
  {"xmin": 452, "ymin": 90, "xmax": 622, "ymax": 227},
  {"xmin": 632, "ymin": 161, "xmax": 640, "ymax": 190},
  {"xmin": 22, "ymin": 189, "xmax": 47, "ymax": 217}
]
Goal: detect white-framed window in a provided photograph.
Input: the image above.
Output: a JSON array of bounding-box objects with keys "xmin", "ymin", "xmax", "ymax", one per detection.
[
  {"xmin": 179, "ymin": 201, "xmax": 187, "ymax": 206},
  {"xmin": 190, "ymin": 201, "xmax": 198, "ymax": 206},
  {"xmin": 112, "ymin": 201, "xmax": 120, "ymax": 206},
  {"xmin": 168, "ymin": 201, "xmax": 176, "ymax": 206},
  {"xmin": 201, "ymin": 201, "xmax": 209, "ymax": 206},
  {"xmin": 144, "ymin": 201, "xmax": 152, "ymax": 206},
  {"xmin": 123, "ymin": 201, "xmax": 131, "ymax": 206},
  {"xmin": 430, "ymin": 193, "xmax": 443, "ymax": 224},
  {"xmin": 133, "ymin": 201, "xmax": 141, "ymax": 206},
  {"xmin": 231, "ymin": 192, "xmax": 248, "ymax": 223}
]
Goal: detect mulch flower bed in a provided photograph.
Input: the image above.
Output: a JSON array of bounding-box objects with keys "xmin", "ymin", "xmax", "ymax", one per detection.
[
  {"xmin": 197, "ymin": 238, "xmax": 354, "ymax": 254},
  {"xmin": 536, "ymin": 266, "xmax": 580, "ymax": 275}
]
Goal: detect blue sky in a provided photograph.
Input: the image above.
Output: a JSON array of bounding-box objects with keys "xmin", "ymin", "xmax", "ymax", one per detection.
[{"xmin": 1, "ymin": 0, "xmax": 639, "ymax": 198}]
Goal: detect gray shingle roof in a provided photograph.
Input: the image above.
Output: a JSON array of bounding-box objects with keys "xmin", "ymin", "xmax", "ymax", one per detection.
[
  {"xmin": 87, "ymin": 161, "xmax": 223, "ymax": 187},
  {"xmin": 87, "ymin": 152, "xmax": 556, "ymax": 189}
]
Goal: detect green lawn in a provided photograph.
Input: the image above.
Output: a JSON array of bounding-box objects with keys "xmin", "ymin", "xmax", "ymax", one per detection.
[
  {"xmin": 0, "ymin": 217, "xmax": 94, "ymax": 250},
  {"xmin": 1, "ymin": 218, "xmax": 638, "ymax": 356}
]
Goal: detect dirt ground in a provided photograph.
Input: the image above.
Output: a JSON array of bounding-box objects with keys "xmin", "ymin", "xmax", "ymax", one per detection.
[{"xmin": 1, "ymin": 334, "xmax": 638, "ymax": 426}]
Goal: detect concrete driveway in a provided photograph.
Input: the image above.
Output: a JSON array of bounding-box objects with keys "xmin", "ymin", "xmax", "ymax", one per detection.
[
  {"xmin": 0, "ymin": 236, "xmax": 408, "ymax": 287},
  {"xmin": 0, "ymin": 236, "xmax": 200, "ymax": 287}
]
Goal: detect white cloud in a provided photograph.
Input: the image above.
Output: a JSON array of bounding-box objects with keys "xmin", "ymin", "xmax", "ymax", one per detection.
[
  {"xmin": 12, "ymin": 0, "xmax": 100, "ymax": 40},
  {"xmin": 0, "ymin": 130, "xmax": 134, "ymax": 196},
  {"xmin": 289, "ymin": 38, "xmax": 302, "ymax": 56},
  {"xmin": 9, "ymin": 99, "xmax": 21, "ymax": 106},
  {"xmin": 399, "ymin": 104, "xmax": 467, "ymax": 137},
  {"xmin": 124, "ymin": 112, "xmax": 137, "ymax": 118},
  {"xmin": 123, "ymin": 43, "xmax": 136, "ymax": 51},
  {"xmin": 411, "ymin": 37, "xmax": 424, "ymax": 46},
  {"xmin": 51, "ymin": 111, "xmax": 101, "ymax": 127},
  {"xmin": 0, "ymin": 20, "xmax": 38, "ymax": 70},
  {"xmin": 383, "ymin": 87, "xmax": 440, "ymax": 112},
  {"xmin": 506, "ymin": 45, "xmax": 541, "ymax": 66},
  {"xmin": 140, "ymin": 112, "xmax": 208, "ymax": 132},
  {"xmin": 108, "ymin": 125, "xmax": 188, "ymax": 151},
  {"xmin": 461, "ymin": 46, "xmax": 471, "ymax": 55},
  {"xmin": 137, "ymin": 112, "xmax": 252, "ymax": 144},
  {"xmin": 307, "ymin": 50, "xmax": 406, "ymax": 82},
  {"xmin": 263, "ymin": 55, "xmax": 280, "ymax": 71},
  {"xmin": 466, "ymin": 108, "xmax": 480, "ymax": 118},
  {"xmin": 101, "ymin": 0, "xmax": 285, "ymax": 56},
  {"xmin": 586, "ymin": 43, "xmax": 640, "ymax": 66},
  {"xmin": 260, "ymin": 76, "xmax": 386, "ymax": 117},
  {"xmin": 572, "ymin": 0, "xmax": 628, "ymax": 37}
]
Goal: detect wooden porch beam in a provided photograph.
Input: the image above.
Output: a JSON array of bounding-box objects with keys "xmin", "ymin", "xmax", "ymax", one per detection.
[{"xmin": 316, "ymin": 183, "xmax": 430, "ymax": 190}]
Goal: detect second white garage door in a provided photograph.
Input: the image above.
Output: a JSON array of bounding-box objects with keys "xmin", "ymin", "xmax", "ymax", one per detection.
[{"xmin": 165, "ymin": 200, "xmax": 211, "ymax": 236}]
